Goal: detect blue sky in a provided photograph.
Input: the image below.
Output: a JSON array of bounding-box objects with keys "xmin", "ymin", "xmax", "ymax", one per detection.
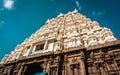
[{"xmin": 0, "ymin": 0, "xmax": 120, "ymax": 61}]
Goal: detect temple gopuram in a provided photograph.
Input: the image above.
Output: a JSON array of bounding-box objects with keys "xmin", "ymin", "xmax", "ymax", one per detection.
[{"xmin": 0, "ymin": 9, "xmax": 120, "ymax": 75}]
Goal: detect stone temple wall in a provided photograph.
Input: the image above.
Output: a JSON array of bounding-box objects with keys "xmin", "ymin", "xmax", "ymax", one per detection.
[
  {"xmin": 0, "ymin": 10, "xmax": 120, "ymax": 75},
  {"xmin": 1, "ymin": 9, "xmax": 116, "ymax": 64}
]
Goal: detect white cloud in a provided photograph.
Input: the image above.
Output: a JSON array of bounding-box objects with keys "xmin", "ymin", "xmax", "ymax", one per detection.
[
  {"xmin": 92, "ymin": 11, "xmax": 103, "ymax": 16},
  {"xmin": 78, "ymin": 6, "xmax": 82, "ymax": 10},
  {"xmin": 75, "ymin": 0, "xmax": 82, "ymax": 10},
  {"xmin": 75, "ymin": 0, "xmax": 79, "ymax": 7},
  {"xmin": 3, "ymin": 0, "xmax": 14, "ymax": 10}
]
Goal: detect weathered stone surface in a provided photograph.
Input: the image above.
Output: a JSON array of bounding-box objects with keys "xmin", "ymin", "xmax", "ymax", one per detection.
[{"xmin": 0, "ymin": 9, "xmax": 119, "ymax": 75}]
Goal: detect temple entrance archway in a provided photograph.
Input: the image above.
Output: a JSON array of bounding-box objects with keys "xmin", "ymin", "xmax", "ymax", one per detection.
[{"xmin": 24, "ymin": 63, "xmax": 48, "ymax": 75}]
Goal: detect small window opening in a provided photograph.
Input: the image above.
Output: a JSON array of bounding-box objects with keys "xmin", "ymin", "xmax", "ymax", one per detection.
[{"xmin": 35, "ymin": 44, "xmax": 44, "ymax": 51}]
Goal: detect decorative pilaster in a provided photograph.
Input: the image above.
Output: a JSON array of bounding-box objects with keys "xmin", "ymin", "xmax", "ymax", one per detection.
[
  {"xmin": 76, "ymin": 64, "xmax": 80, "ymax": 75},
  {"xmin": 64, "ymin": 55, "xmax": 68, "ymax": 75},
  {"xmin": 100, "ymin": 63, "xmax": 106, "ymax": 75},
  {"xmin": 17, "ymin": 64, "xmax": 25, "ymax": 75},
  {"xmin": 46, "ymin": 61, "xmax": 51, "ymax": 75},
  {"xmin": 114, "ymin": 60, "xmax": 120, "ymax": 74},
  {"xmin": 62, "ymin": 65, "xmax": 65, "ymax": 75},
  {"xmin": 70, "ymin": 64, "xmax": 74, "ymax": 75},
  {"xmin": 80, "ymin": 51, "xmax": 86, "ymax": 75},
  {"xmin": 47, "ymin": 56, "xmax": 53, "ymax": 75},
  {"xmin": 22, "ymin": 65, "xmax": 27, "ymax": 75},
  {"xmin": 7, "ymin": 65, "xmax": 14, "ymax": 75},
  {"xmin": 43, "ymin": 61, "xmax": 47, "ymax": 72},
  {"xmin": 44, "ymin": 40, "xmax": 48, "ymax": 50},
  {"xmin": 0, "ymin": 68, "xmax": 4, "ymax": 74}
]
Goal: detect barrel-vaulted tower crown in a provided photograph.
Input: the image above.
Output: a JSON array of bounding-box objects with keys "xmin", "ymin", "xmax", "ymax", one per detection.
[{"xmin": 1, "ymin": 9, "xmax": 116, "ymax": 64}]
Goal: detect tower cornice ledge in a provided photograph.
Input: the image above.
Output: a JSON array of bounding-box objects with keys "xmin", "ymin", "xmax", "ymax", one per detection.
[
  {"xmin": 86, "ymin": 40, "xmax": 120, "ymax": 50},
  {"xmin": 0, "ymin": 40, "xmax": 120, "ymax": 66}
]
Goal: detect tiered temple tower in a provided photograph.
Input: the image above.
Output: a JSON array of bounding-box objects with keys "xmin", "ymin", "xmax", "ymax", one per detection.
[{"xmin": 0, "ymin": 9, "xmax": 120, "ymax": 75}]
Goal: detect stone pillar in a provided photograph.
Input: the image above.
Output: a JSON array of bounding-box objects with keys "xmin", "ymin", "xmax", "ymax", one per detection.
[
  {"xmin": 84, "ymin": 40, "xmax": 88, "ymax": 47},
  {"xmin": 7, "ymin": 66, "xmax": 13, "ymax": 75},
  {"xmin": 56, "ymin": 65, "xmax": 59, "ymax": 75},
  {"xmin": 55, "ymin": 56, "xmax": 61, "ymax": 75},
  {"xmin": 46, "ymin": 61, "xmax": 51, "ymax": 75},
  {"xmin": 0, "ymin": 68, "xmax": 3, "ymax": 74},
  {"xmin": 3, "ymin": 68, "xmax": 7, "ymax": 75},
  {"xmin": 64, "ymin": 61, "xmax": 68, "ymax": 75},
  {"xmin": 62, "ymin": 66, "xmax": 65, "ymax": 75},
  {"xmin": 76, "ymin": 64, "xmax": 80, "ymax": 75},
  {"xmin": 22, "ymin": 66, "xmax": 27, "ymax": 75},
  {"xmin": 80, "ymin": 52, "xmax": 86, "ymax": 75},
  {"xmin": 74, "ymin": 67, "xmax": 79, "ymax": 75},
  {"xmin": 102, "ymin": 63, "xmax": 109, "ymax": 75},
  {"xmin": 43, "ymin": 61, "xmax": 47, "ymax": 72},
  {"xmin": 71, "ymin": 64, "xmax": 80, "ymax": 75},
  {"xmin": 26, "ymin": 44, "xmax": 34, "ymax": 56},
  {"xmin": 7, "ymin": 68, "xmax": 11, "ymax": 75},
  {"xmin": 99, "ymin": 64, "xmax": 106, "ymax": 75},
  {"xmin": 17, "ymin": 64, "xmax": 25, "ymax": 75},
  {"xmin": 95, "ymin": 63, "xmax": 103, "ymax": 75},
  {"xmin": 64, "ymin": 55, "xmax": 68, "ymax": 75},
  {"xmin": 44, "ymin": 40, "xmax": 48, "ymax": 50},
  {"xmin": 70, "ymin": 65, "xmax": 74, "ymax": 75},
  {"xmin": 113, "ymin": 60, "xmax": 120, "ymax": 74}
]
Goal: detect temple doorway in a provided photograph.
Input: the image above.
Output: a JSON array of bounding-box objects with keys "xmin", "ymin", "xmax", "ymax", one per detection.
[{"xmin": 24, "ymin": 63, "xmax": 48, "ymax": 75}]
